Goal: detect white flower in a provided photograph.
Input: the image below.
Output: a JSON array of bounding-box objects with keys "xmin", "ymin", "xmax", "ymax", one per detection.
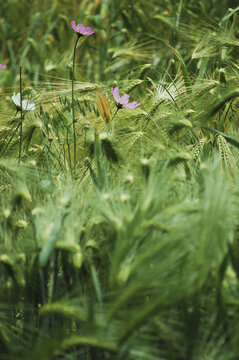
[{"xmin": 12, "ymin": 92, "xmax": 35, "ymax": 111}]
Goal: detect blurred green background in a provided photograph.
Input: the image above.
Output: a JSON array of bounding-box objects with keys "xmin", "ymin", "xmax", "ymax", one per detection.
[{"xmin": 1, "ymin": 0, "xmax": 238, "ymax": 87}]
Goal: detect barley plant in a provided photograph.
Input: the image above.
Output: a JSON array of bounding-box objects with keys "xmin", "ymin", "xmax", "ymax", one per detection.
[{"xmin": 1, "ymin": 0, "xmax": 239, "ymax": 359}]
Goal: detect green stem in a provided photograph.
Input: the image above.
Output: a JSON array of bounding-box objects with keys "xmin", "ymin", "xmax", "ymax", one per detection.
[
  {"xmin": 111, "ymin": 107, "xmax": 120, "ymax": 135},
  {"xmin": 49, "ymin": 250, "xmax": 59, "ymax": 303},
  {"xmin": 39, "ymin": 269, "xmax": 47, "ymax": 304},
  {"xmin": 72, "ymin": 35, "xmax": 80, "ymax": 172},
  {"xmin": 41, "ymin": 129, "xmax": 51, "ymax": 179},
  {"xmin": 19, "ymin": 122, "xmax": 22, "ymax": 163},
  {"xmin": 84, "ymin": 131, "xmax": 87, "ymax": 152},
  {"xmin": 66, "ymin": 123, "xmax": 72, "ymax": 173},
  {"xmin": 1, "ymin": 112, "xmax": 18, "ymax": 152},
  {"xmin": 19, "ymin": 65, "xmax": 23, "ymax": 163},
  {"xmin": 1, "ymin": 122, "xmax": 21, "ymax": 156}
]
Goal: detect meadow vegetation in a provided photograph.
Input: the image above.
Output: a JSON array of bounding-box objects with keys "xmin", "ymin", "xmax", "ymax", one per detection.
[{"xmin": 1, "ymin": 0, "xmax": 239, "ymax": 359}]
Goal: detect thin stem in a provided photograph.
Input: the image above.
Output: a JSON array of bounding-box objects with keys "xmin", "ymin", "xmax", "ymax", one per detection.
[
  {"xmin": 3, "ymin": 112, "xmax": 18, "ymax": 141},
  {"xmin": 19, "ymin": 65, "xmax": 23, "ymax": 163},
  {"xmin": 72, "ymin": 35, "xmax": 80, "ymax": 172},
  {"xmin": 4, "ymin": 124, "xmax": 16, "ymax": 141},
  {"xmin": 111, "ymin": 107, "xmax": 120, "ymax": 135},
  {"xmin": 66, "ymin": 123, "xmax": 72, "ymax": 173},
  {"xmin": 19, "ymin": 123, "xmax": 22, "ymax": 163},
  {"xmin": 112, "ymin": 107, "xmax": 120, "ymax": 121},
  {"xmin": 84, "ymin": 131, "xmax": 87, "ymax": 152},
  {"xmin": 48, "ymin": 250, "xmax": 59, "ymax": 303},
  {"xmin": 39, "ymin": 270, "xmax": 47, "ymax": 304},
  {"xmin": 41, "ymin": 130, "xmax": 51, "ymax": 179},
  {"xmin": 1, "ymin": 122, "xmax": 21, "ymax": 156},
  {"xmin": 83, "ymin": 125, "xmax": 90, "ymax": 153}
]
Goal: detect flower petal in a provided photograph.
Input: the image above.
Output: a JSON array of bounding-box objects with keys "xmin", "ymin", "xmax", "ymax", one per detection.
[
  {"xmin": 12, "ymin": 93, "xmax": 16, "ymax": 103},
  {"xmin": 119, "ymin": 94, "xmax": 130, "ymax": 105},
  {"xmin": 111, "ymin": 87, "xmax": 121, "ymax": 103},
  {"xmin": 16, "ymin": 93, "xmax": 21, "ymax": 101},
  {"xmin": 27, "ymin": 103, "xmax": 35, "ymax": 111},
  {"xmin": 72, "ymin": 22, "xmax": 94, "ymax": 36},
  {"xmin": 22, "ymin": 99, "xmax": 35, "ymax": 111},
  {"xmin": 83, "ymin": 27, "xmax": 94, "ymax": 35},
  {"xmin": 77, "ymin": 24, "xmax": 85, "ymax": 33},
  {"xmin": 12, "ymin": 92, "xmax": 21, "ymax": 106},
  {"xmin": 71, "ymin": 21, "xmax": 78, "ymax": 32},
  {"xmin": 123, "ymin": 101, "xmax": 140, "ymax": 109},
  {"xmin": 22, "ymin": 99, "xmax": 28, "ymax": 109}
]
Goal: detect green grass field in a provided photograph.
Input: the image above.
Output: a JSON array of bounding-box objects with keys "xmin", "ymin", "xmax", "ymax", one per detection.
[{"xmin": 1, "ymin": 1, "xmax": 239, "ymax": 359}]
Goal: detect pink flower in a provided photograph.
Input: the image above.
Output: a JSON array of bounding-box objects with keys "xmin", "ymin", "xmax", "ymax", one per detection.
[
  {"xmin": 71, "ymin": 21, "xmax": 94, "ymax": 36},
  {"xmin": 111, "ymin": 87, "xmax": 140, "ymax": 109},
  {"xmin": 0, "ymin": 64, "xmax": 7, "ymax": 70}
]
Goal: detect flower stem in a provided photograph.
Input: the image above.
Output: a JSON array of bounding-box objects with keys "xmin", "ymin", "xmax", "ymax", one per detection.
[
  {"xmin": 19, "ymin": 65, "xmax": 23, "ymax": 163},
  {"xmin": 66, "ymin": 123, "xmax": 72, "ymax": 173},
  {"xmin": 111, "ymin": 107, "xmax": 120, "ymax": 135},
  {"xmin": 72, "ymin": 35, "xmax": 80, "ymax": 173}
]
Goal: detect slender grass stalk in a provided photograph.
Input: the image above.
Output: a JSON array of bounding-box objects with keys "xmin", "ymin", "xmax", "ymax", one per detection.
[
  {"xmin": 66, "ymin": 123, "xmax": 73, "ymax": 172},
  {"xmin": 84, "ymin": 129, "xmax": 87, "ymax": 153},
  {"xmin": 1, "ymin": 122, "xmax": 21, "ymax": 156},
  {"xmin": 83, "ymin": 125, "xmax": 90, "ymax": 153},
  {"xmin": 40, "ymin": 269, "xmax": 47, "ymax": 304},
  {"xmin": 0, "ymin": 113, "xmax": 19, "ymax": 156},
  {"xmin": 40, "ymin": 129, "xmax": 51, "ymax": 179},
  {"xmin": 48, "ymin": 250, "xmax": 59, "ymax": 303},
  {"xmin": 111, "ymin": 108, "xmax": 120, "ymax": 135},
  {"xmin": 72, "ymin": 35, "xmax": 80, "ymax": 172},
  {"xmin": 18, "ymin": 65, "xmax": 23, "ymax": 163}
]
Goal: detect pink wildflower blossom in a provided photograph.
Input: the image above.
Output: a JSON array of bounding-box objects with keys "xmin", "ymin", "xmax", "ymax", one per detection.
[
  {"xmin": 111, "ymin": 87, "xmax": 140, "ymax": 109},
  {"xmin": 71, "ymin": 21, "xmax": 94, "ymax": 36},
  {"xmin": 0, "ymin": 64, "xmax": 7, "ymax": 70}
]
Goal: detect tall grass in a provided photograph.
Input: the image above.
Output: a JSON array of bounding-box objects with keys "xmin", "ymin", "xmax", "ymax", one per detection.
[{"xmin": 1, "ymin": 1, "xmax": 239, "ymax": 359}]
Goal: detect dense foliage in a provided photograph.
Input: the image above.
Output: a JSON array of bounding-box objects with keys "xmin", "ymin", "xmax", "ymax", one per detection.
[{"xmin": 1, "ymin": 0, "xmax": 239, "ymax": 359}]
